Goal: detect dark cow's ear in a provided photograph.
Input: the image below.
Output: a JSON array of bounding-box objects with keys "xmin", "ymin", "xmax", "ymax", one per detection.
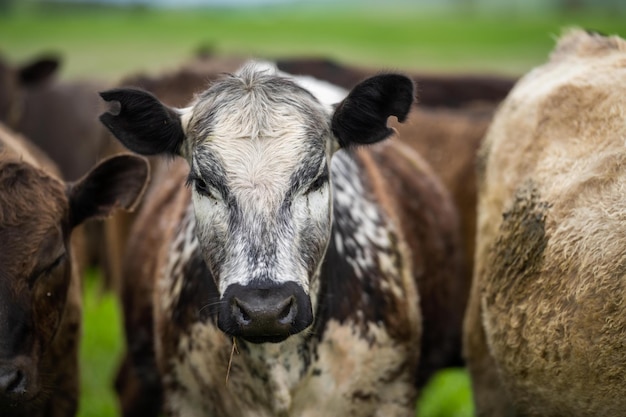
[
  {"xmin": 99, "ymin": 88, "xmax": 185, "ymax": 156},
  {"xmin": 331, "ymin": 74, "xmax": 415, "ymax": 148},
  {"xmin": 68, "ymin": 154, "xmax": 150, "ymax": 228},
  {"xmin": 19, "ymin": 55, "xmax": 60, "ymax": 86}
]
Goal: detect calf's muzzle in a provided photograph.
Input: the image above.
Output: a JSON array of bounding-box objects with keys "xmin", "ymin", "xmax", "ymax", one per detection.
[
  {"xmin": 218, "ymin": 281, "xmax": 313, "ymax": 343},
  {"xmin": 0, "ymin": 357, "xmax": 36, "ymax": 405}
]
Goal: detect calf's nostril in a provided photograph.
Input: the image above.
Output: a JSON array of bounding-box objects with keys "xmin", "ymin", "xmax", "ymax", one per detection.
[
  {"xmin": 0, "ymin": 368, "xmax": 25, "ymax": 394},
  {"xmin": 277, "ymin": 297, "xmax": 296, "ymax": 324},
  {"xmin": 232, "ymin": 298, "xmax": 251, "ymax": 325}
]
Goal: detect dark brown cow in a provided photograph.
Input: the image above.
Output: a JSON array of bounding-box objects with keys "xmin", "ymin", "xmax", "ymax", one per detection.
[
  {"xmin": 389, "ymin": 107, "xmax": 495, "ymax": 399},
  {"xmin": 0, "ymin": 54, "xmax": 59, "ymax": 128},
  {"xmin": 0, "ymin": 54, "xmax": 110, "ymax": 182},
  {"xmin": 465, "ymin": 29, "xmax": 626, "ymax": 416},
  {"xmin": 0, "ymin": 54, "xmax": 121, "ymax": 285},
  {"xmin": 0, "ymin": 122, "xmax": 149, "ymax": 417},
  {"xmin": 102, "ymin": 61, "xmax": 465, "ymax": 416}
]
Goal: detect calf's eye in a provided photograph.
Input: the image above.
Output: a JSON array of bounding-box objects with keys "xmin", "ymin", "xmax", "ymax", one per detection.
[
  {"xmin": 305, "ymin": 173, "xmax": 328, "ymax": 195},
  {"xmin": 32, "ymin": 253, "xmax": 66, "ymax": 284},
  {"xmin": 46, "ymin": 253, "xmax": 66, "ymax": 274},
  {"xmin": 195, "ymin": 178, "xmax": 213, "ymax": 198}
]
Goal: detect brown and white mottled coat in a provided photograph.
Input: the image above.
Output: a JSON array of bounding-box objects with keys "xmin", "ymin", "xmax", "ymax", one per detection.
[
  {"xmin": 464, "ymin": 29, "xmax": 626, "ymax": 417},
  {"xmin": 101, "ymin": 62, "xmax": 464, "ymax": 417},
  {"xmin": 106, "ymin": 56, "xmax": 500, "ymax": 401},
  {"xmin": 0, "ymin": 123, "xmax": 149, "ymax": 417},
  {"xmin": 275, "ymin": 57, "xmax": 511, "ymax": 367}
]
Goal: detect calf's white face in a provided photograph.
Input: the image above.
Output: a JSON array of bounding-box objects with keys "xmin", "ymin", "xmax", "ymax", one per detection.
[
  {"xmin": 182, "ymin": 68, "xmax": 334, "ymax": 341},
  {"xmin": 99, "ymin": 61, "xmax": 415, "ymax": 343}
]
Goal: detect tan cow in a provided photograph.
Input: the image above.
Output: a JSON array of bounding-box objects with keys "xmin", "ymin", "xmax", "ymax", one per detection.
[{"xmin": 465, "ymin": 29, "xmax": 626, "ymax": 416}]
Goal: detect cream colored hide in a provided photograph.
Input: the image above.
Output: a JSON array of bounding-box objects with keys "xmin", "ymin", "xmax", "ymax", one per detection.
[{"xmin": 465, "ymin": 29, "xmax": 626, "ymax": 417}]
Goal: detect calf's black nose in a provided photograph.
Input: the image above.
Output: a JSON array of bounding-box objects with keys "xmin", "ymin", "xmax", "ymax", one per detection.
[{"xmin": 218, "ymin": 281, "xmax": 312, "ymax": 343}]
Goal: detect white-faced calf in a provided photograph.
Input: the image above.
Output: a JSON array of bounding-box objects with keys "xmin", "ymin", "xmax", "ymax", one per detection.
[
  {"xmin": 0, "ymin": 123, "xmax": 149, "ymax": 417},
  {"xmin": 101, "ymin": 62, "xmax": 464, "ymax": 417}
]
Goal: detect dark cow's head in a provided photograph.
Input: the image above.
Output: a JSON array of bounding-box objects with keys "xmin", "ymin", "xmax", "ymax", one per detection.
[
  {"xmin": 100, "ymin": 62, "xmax": 414, "ymax": 343},
  {"xmin": 0, "ymin": 55, "xmax": 59, "ymax": 127},
  {"xmin": 0, "ymin": 151, "xmax": 148, "ymax": 411}
]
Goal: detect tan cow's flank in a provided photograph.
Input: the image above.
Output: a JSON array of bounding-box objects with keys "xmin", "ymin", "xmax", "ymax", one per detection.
[{"xmin": 465, "ymin": 29, "xmax": 626, "ymax": 417}]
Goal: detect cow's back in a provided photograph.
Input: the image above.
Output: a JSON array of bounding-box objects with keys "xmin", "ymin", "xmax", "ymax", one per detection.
[
  {"xmin": 470, "ymin": 29, "xmax": 626, "ymax": 416},
  {"xmin": 345, "ymin": 140, "xmax": 466, "ymax": 385}
]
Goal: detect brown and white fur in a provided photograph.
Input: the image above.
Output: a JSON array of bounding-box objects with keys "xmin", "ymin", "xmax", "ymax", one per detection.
[
  {"xmin": 464, "ymin": 29, "xmax": 626, "ymax": 417},
  {"xmin": 101, "ymin": 61, "xmax": 464, "ymax": 417}
]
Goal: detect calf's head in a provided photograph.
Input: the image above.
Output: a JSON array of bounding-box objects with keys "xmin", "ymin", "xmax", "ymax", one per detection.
[
  {"xmin": 0, "ymin": 153, "xmax": 148, "ymax": 410},
  {"xmin": 100, "ymin": 62, "xmax": 414, "ymax": 343}
]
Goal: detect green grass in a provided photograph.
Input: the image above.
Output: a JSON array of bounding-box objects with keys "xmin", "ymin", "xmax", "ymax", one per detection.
[
  {"xmin": 79, "ymin": 270, "xmax": 123, "ymax": 417},
  {"xmin": 5, "ymin": 6, "xmax": 625, "ymax": 416},
  {"xmin": 417, "ymin": 369, "xmax": 474, "ymax": 417},
  {"xmin": 1, "ymin": 6, "xmax": 624, "ymax": 81}
]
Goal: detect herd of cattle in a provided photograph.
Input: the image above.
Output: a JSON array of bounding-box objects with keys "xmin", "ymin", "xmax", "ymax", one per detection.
[{"xmin": 0, "ymin": 27, "xmax": 624, "ymax": 417}]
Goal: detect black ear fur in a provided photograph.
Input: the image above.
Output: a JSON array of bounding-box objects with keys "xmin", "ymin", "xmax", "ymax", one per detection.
[
  {"xmin": 99, "ymin": 88, "xmax": 185, "ymax": 156},
  {"xmin": 331, "ymin": 74, "xmax": 415, "ymax": 148}
]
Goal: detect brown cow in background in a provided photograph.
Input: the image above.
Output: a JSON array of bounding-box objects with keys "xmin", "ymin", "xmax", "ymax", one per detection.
[
  {"xmin": 0, "ymin": 54, "xmax": 118, "ymax": 282},
  {"xmin": 276, "ymin": 56, "xmax": 515, "ymax": 108},
  {"xmin": 0, "ymin": 54, "xmax": 110, "ymax": 182}
]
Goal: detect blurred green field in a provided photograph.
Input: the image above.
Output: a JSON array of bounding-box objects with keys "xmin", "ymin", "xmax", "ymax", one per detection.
[
  {"xmin": 80, "ymin": 270, "xmax": 123, "ymax": 417},
  {"xmin": 3, "ymin": 5, "xmax": 624, "ymax": 417},
  {"xmin": 1, "ymin": 5, "xmax": 625, "ymax": 81}
]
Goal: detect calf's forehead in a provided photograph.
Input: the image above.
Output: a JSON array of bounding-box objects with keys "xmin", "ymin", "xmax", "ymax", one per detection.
[
  {"xmin": 0, "ymin": 161, "xmax": 67, "ymax": 266},
  {"xmin": 185, "ymin": 67, "xmax": 332, "ymax": 197},
  {"xmin": 186, "ymin": 66, "xmax": 331, "ymax": 146}
]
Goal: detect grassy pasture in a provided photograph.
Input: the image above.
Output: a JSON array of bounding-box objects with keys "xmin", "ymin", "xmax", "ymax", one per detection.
[
  {"xmin": 1, "ymin": 6, "xmax": 624, "ymax": 81},
  {"xmin": 2, "ymin": 5, "xmax": 624, "ymax": 417}
]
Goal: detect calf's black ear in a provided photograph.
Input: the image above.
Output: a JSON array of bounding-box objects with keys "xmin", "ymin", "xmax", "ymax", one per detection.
[
  {"xmin": 99, "ymin": 88, "xmax": 185, "ymax": 156},
  {"xmin": 331, "ymin": 74, "xmax": 414, "ymax": 148},
  {"xmin": 68, "ymin": 154, "xmax": 150, "ymax": 228}
]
